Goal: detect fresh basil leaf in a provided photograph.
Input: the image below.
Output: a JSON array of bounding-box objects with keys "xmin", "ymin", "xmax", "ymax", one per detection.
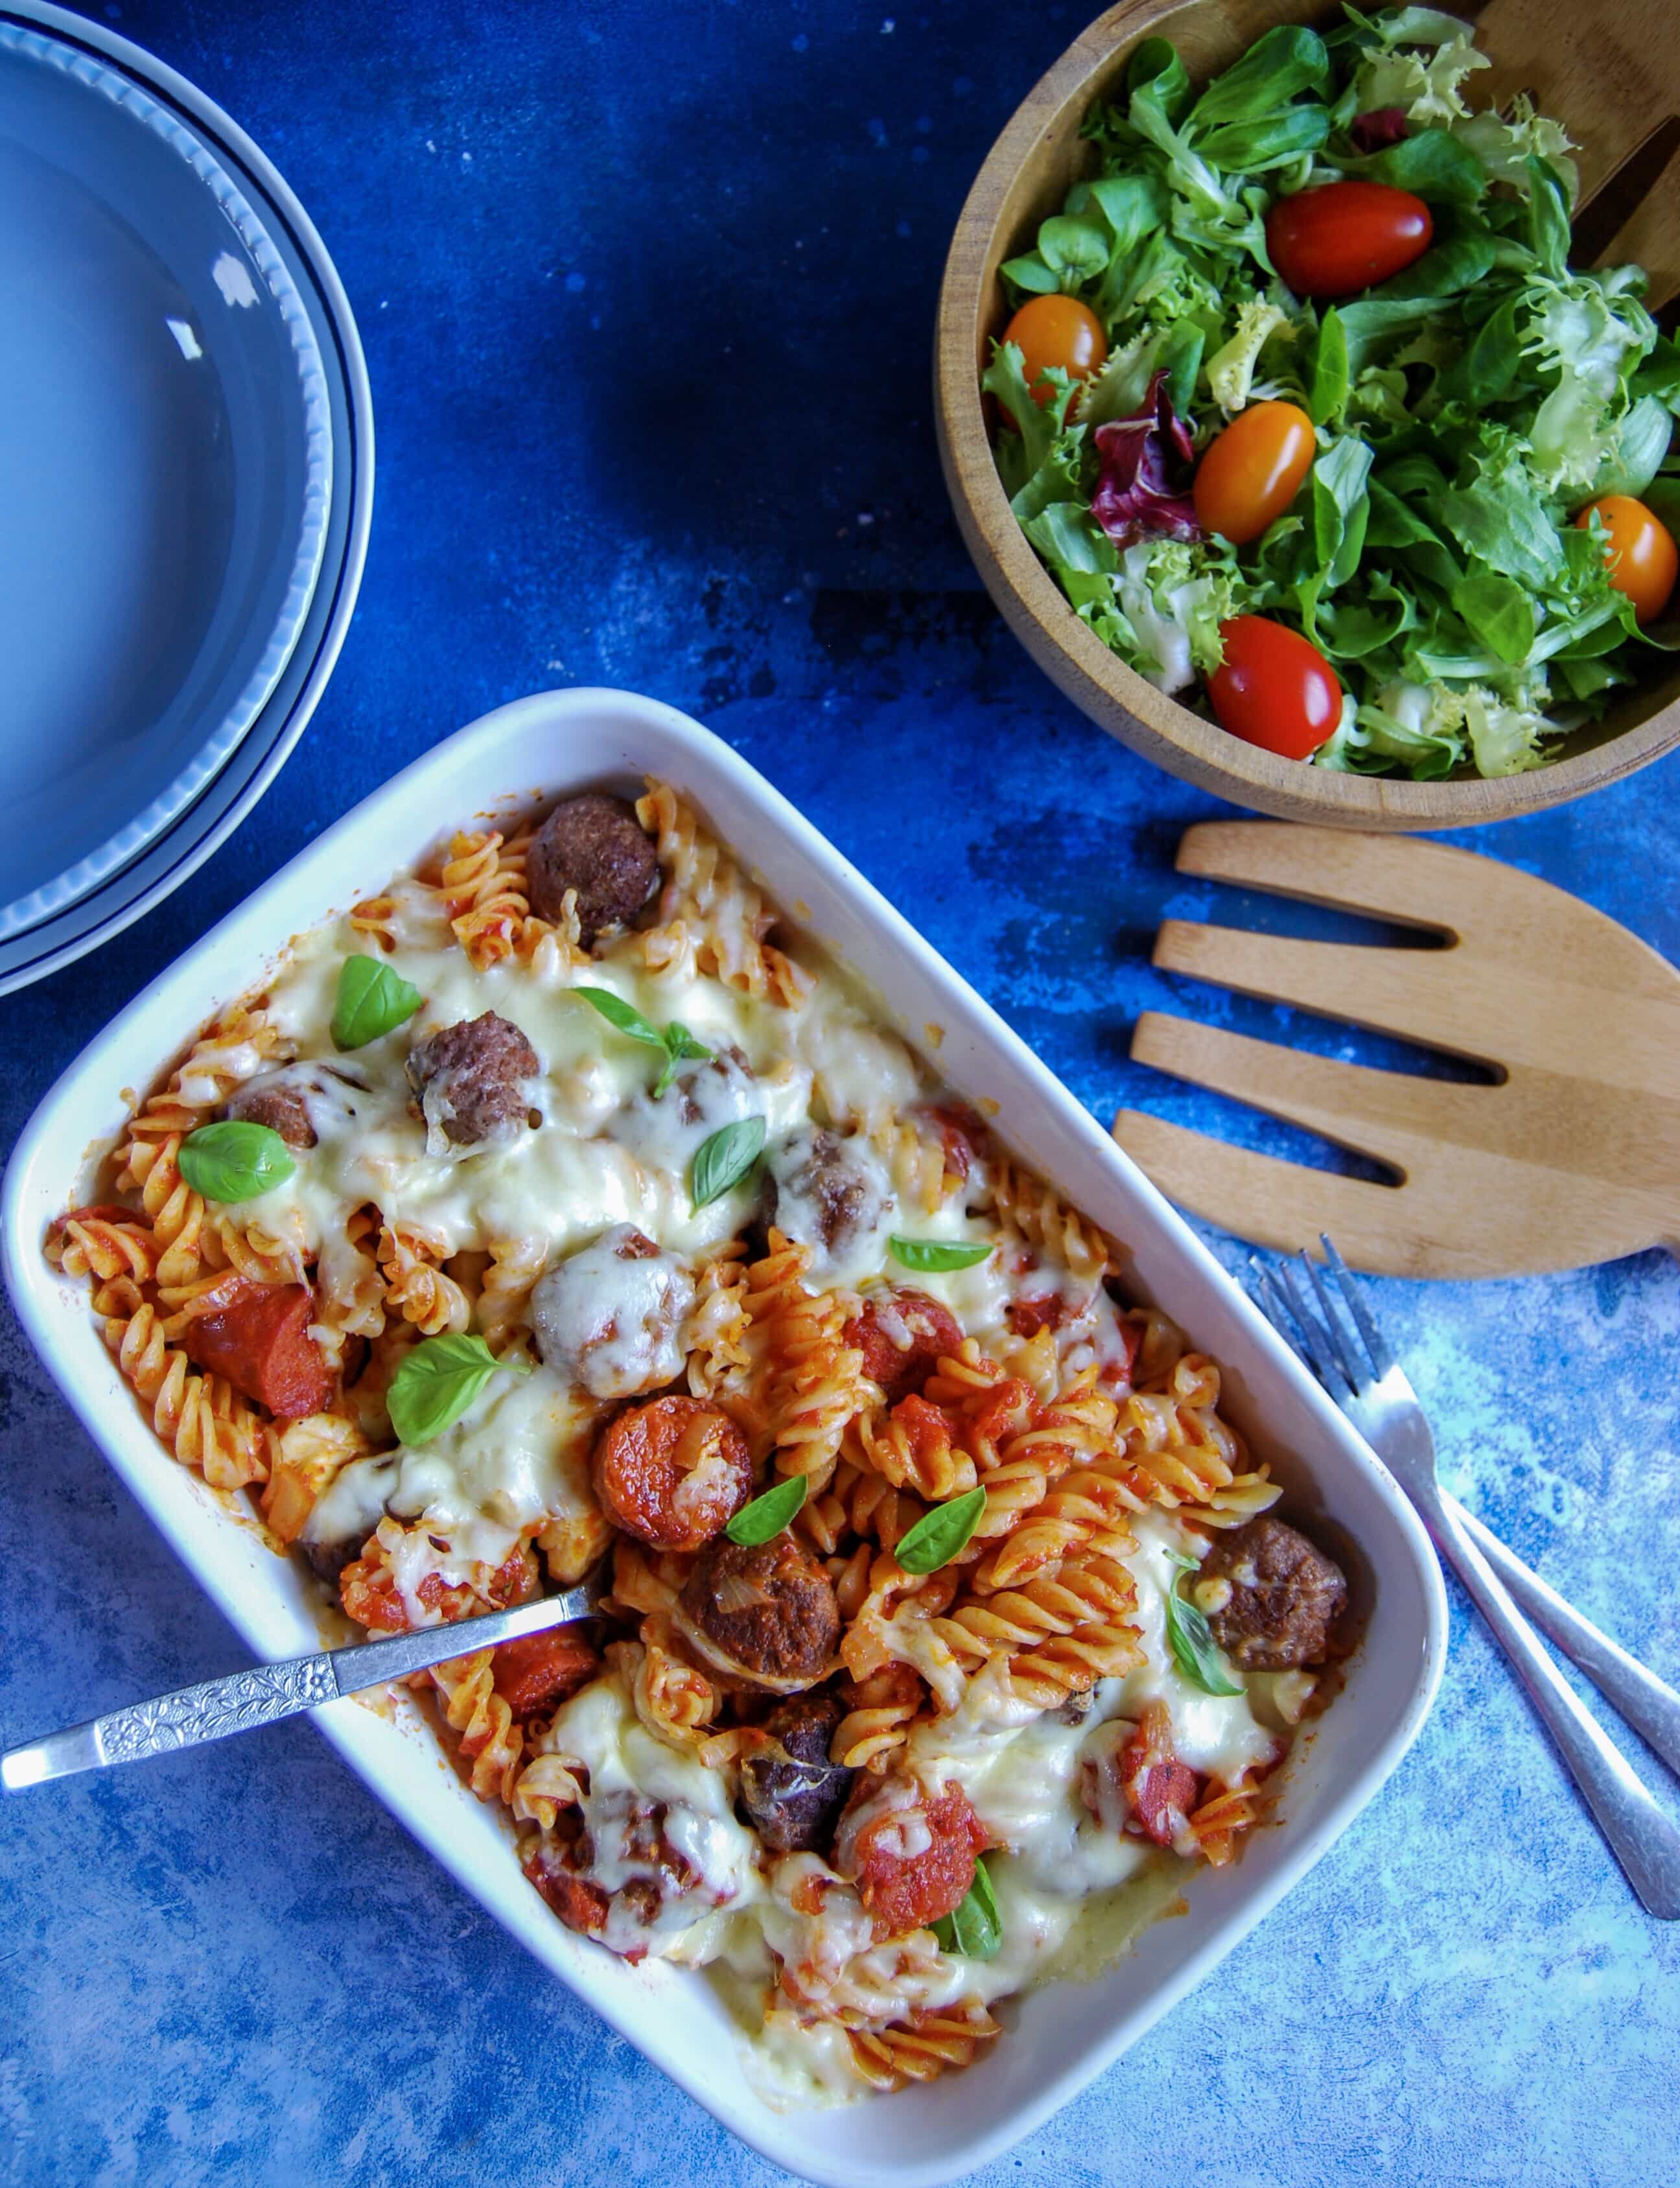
[
  {"xmin": 691, "ymin": 1116, "xmax": 766, "ymax": 1209},
  {"xmin": 1187, "ymin": 23, "xmax": 1328, "ymax": 128},
  {"xmin": 331, "ymin": 955, "xmax": 422, "ymax": 1052},
  {"xmin": 575, "ymin": 985, "xmax": 666, "ymax": 1051},
  {"xmin": 999, "ymin": 252, "xmax": 1061, "ymax": 298},
  {"xmin": 1452, "ymin": 571, "xmax": 1535, "ymax": 665},
  {"xmin": 932, "ymin": 1856, "xmax": 1003, "ymax": 1960},
  {"xmin": 177, "ymin": 1121, "xmax": 296, "ymax": 1204},
  {"xmin": 1338, "ymin": 128, "xmax": 1488, "ymax": 206},
  {"xmin": 725, "ymin": 1474, "xmax": 809, "ymax": 1546},
  {"xmin": 1126, "ymin": 36, "xmax": 1191, "ymax": 124},
  {"xmin": 1038, "ymin": 214, "xmax": 1109, "ymax": 287},
  {"xmin": 653, "ymin": 1021, "xmax": 713, "ymax": 1099},
  {"xmin": 895, "ymin": 1486, "xmax": 986, "ymax": 1575},
  {"xmin": 1309, "ymin": 307, "xmax": 1349, "ymax": 427},
  {"xmin": 888, "ymin": 1236, "xmax": 993, "ymax": 1273},
  {"xmin": 1163, "ymin": 1552, "xmax": 1243, "ymax": 1697},
  {"xmin": 386, "ymin": 1332, "xmax": 515, "ymax": 1447}
]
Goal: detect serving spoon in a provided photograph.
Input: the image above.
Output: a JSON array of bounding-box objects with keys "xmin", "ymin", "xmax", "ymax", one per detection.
[{"xmin": 1, "ymin": 1566, "xmax": 607, "ymax": 1792}]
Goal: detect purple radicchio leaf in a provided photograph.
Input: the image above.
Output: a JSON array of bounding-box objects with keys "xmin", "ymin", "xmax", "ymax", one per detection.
[
  {"xmin": 1089, "ymin": 370, "xmax": 1203, "ymax": 547},
  {"xmin": 1350, "ymin": 107, "xmax": 1410, "ymax": 154}
]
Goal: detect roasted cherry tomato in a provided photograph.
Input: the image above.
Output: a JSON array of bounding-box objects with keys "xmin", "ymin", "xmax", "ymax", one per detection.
[
  {"xmin": 1193, "ymin": 401, "xmax": 1316, "ymax": 546},
  {"xmin": 1265, "ymin": 180, "xmax": 1433, "ymax": 299},
  {"xmin": 1207, "ymin": 617, "xmax": 1343, "ymax": 759},
  {"xmin": 1003, "ymin": 294, "xmax": 1108, "ymax": 407},
  {"xmin": 1575, "ymin": 495, "xmax": 1679, "ymax": 624}
]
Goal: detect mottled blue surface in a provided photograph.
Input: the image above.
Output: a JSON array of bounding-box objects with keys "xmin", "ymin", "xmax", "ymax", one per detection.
[{"xmin": 3, "ymin": 4, "xmax": 1678, "ymax": 2183}]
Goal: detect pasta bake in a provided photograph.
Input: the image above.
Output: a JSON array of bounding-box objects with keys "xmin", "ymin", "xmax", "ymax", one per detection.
[{"xmin": 45, "ymin": 779, "xmax": 1352, "ymax": 2105}]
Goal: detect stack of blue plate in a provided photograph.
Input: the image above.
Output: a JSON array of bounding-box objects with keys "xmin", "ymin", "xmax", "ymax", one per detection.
[{"xmin": 0, "ymin": 4, "xmax": 372, "ymax": 996}]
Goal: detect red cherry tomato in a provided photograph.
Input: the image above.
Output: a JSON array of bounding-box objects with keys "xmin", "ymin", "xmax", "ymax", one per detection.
[
  {"xmin": 1003, "ymin": 294, "xmax": 1109, "ymax": 407},
  {"xmin": 1575, "ymin": 495, "xmax": 1679, "ymax": 624},
  {"xmin": 1208, "ymin": 617, "xmax": 1343, "ymax": 759},
  {"xmin": 1265, "ymin": 181, "xmax": 1433, "ymax": 299},
  {"xmin": 1193, "ymin": 401, "xmax": 1316, "ymax": 546}
]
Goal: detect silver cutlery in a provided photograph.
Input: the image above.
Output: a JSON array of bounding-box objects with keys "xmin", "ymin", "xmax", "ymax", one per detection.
[
  {"xmin": 1250, "ymin": 1238, "xmax": 1680, "ymax": 1920},
  {"xmin": 1, "ymin": 1565, "xmax": 607, "ymax": 1792}
]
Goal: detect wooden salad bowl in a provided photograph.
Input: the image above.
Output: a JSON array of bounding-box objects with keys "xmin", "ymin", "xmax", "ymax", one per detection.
[{"xmin": 935, "ymin": 0, "xmax": 1680, "ymax": 829}]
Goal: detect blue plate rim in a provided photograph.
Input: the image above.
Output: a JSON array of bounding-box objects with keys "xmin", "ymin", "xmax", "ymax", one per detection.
[
  {"xmin": 0, "ymin": 20, "xmax": 335, "ymax": 940},
  {"xmin": 0, "ymin": 0, "xmax": 373, "ymax": 997}
]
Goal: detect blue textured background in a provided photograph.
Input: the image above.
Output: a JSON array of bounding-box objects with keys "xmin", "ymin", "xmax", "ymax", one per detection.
[{"xmin": 4, "ymin": 4, "xmax": 1678, "ymax": 2183}]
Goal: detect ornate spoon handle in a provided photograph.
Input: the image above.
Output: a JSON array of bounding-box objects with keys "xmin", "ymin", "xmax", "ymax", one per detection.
[{"xmin": 2, "ymin": 1580, "xmax": 601, "ymax": 1791}]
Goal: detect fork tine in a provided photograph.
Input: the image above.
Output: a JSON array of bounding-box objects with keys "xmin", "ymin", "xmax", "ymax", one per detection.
[
  {"xmin": 1246, "ymin": 1257, "xmax": 1305, "ymax": 1358},
  {"xmin": 1320, "ymin": 1234, "xmax": 1397, "ymax": 1378},
  {"xmin": 1301, "ymin": 1251, "xmax": 1370, "ymax": 1393},
  {"xmin": 1270, "ymin": 1258, "xmax": 1355, "ymax": 1400}
]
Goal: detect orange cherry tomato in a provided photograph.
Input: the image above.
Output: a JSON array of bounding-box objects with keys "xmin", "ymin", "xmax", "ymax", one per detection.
[
  {"xmin": 1003, "ymin": 294, "xmax": 1109, "ymax": 407},
  {"xmin": 1266, "ymin": 180, "xmax": 1433, "ymax": 299},
  {"xmin": 1208, "ymin": 617, "xmax": 1343, "ymax": 760},
  {"xmin": 1193, "ymin": 401, "xmax": 1316, "ymax": 546},
  {"xmin": 1575, "ymin": 495, "xmax": 1679, "ymax": 624}
]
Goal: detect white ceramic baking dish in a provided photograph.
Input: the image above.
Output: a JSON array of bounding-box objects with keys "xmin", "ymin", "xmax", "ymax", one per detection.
[{"xmin": 2, "ymin": 688, "xmax": 1447, "ymax": 2187}]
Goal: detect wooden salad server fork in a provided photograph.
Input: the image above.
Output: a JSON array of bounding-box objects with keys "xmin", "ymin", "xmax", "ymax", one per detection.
[
  {"xmin": 1114, "ymin": 823, "xmax": 1680, "ymax": 1278},
  {"xmin": 1470, "ymin": 0, "xmax": 1680, "ymax": 309}
]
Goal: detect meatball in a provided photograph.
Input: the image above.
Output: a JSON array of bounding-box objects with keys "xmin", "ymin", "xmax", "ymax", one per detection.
[
  {"xmin": 591, "ymin": 1395, "xmax": 752, "ymax": 1553},
  {"xmin": 620, "ymin": 1043, "xmax": 760, "ymax": 1177},
  {"xmin": 844, "ymin": 1289, "xmax": 963, "ymax": 1405},
  {"xmin": 739, "ymin": 1691, "xmax": 856, "ymax": 1855},
  {"xmin": 301, "ymin": 1532, "xmax": 365, "ymax": 1584},
  {"xmin": 1202, "ymin": 1515, "xmax": 1348, "ymax": 1670},
  {"xmin": 764, "ymin": 1126, "xmax": 891, "ymax": 1274},
  {"xmin": 531, "ymin": 1225, "xmax": 694, "ymax": 1400},
  {"xmin": 526, "ymin": 792, "xmax": 660, "ymax": 946},
  {"xmin": 406, "ymin": 1011, "xmax": 539, "ymax": 1149},
  {"xmin": 225, "ymin": 1075, "xmax": 317, "ymax": 1151},
  {"xmin": 674, "ymin": 1534, "xmax": 840, "ymax": 1694}
]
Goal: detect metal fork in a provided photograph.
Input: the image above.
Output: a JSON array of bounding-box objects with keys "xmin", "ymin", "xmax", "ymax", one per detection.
[{"xmin": 1250, "ymin": 1238, "xmax": 1680, "ymax": 1921}]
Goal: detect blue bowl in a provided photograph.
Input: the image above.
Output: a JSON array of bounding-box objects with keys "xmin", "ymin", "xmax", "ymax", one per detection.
[{"xmin": 0, "ymin": 25, "xmax": 332, "ymax": 937}]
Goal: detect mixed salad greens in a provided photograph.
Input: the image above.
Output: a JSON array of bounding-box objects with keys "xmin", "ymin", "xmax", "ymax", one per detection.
[{"xmin": 987, "ymin": 5, "xmax": 1680, "ymax": 777}]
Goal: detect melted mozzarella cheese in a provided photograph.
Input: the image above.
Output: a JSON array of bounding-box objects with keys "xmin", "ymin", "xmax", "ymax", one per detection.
[
  {"xmin": 1118, "ymin": 1512, "xmax": 1283, "ymax": 1784},
  {"xmin": 530, "ymin": 1225, "xmax": 692, "ymax": 1398},
  {"xmin": 306, "ymin": 1365, "xmax": 595, "ymax": 1567},
  {"xmin": 535, "ymin": 1671, "xmax": 762, "ymax": 1958}
]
